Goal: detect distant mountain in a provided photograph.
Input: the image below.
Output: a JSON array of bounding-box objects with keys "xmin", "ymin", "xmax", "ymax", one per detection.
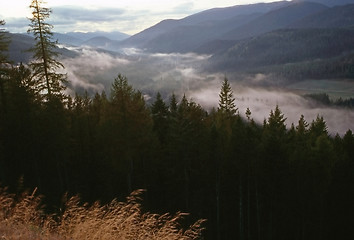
[
  {"xmin": 292, "ymin": 0, "xmax": 354, "ymax": 7},
  {"xmin": 81, "ymin": 36, "xmax": 121, "ymax": 50},
  {"xmin": 209, "ymin": 28, "xmax": 354, "ymax": 74},
  {"xmin": 6, "ymin": 0, "xmax": 354, "ymax": 83},
  {"xmin": 66, "ymin": 31, "xmax": 130, "ymax": 42},
  {"xmin": 52, "ymin": 31, "xmax": 130, "ymax": 48},
  {"xmin": 139, "ymin": 13, "xmax": 262, "ymax": 53},
  {"xmin": 121, "ymin": 1, "xmax": 329, "ymax": 53},
  {"xmin": 290, "ymin": 4, "xmax": 354, "ymax": 28},
  {"xmin": 7, "ymin": 33, "xmax": 34, "ymax": 63},
  {"xmin": 197, "ymin": 3, "xmax": 354, "ymax": 54},
  {"xmin": 121, "ymin": 1, "xmax": 291, "ymax": 49},
  {"xmin": 221, "ymin": 1, "xmax": 328, "ymax": 40},
  {"xmin": 178, "ymin": 1, "xmax": 290, "ymax": 25},
  {"xmin": 54, "ymin": 33, "xmax": 83, "ymax": 46},
  {"xmin": 6, "ymin": 33, "xmax": 79, "ymax": 64}
]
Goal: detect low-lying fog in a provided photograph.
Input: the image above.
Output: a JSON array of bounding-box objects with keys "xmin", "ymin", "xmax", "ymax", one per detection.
[{"xmin": 60, "ymin": 46, "xmax": 354, "ymax": 135}]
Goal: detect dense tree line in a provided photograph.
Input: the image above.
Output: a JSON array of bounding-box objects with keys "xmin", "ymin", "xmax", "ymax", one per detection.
[
  {"xmin": 1, "ymin": 67, "xmax": 354, "ymax": 239},
  {"xmin": 304, "ymin": 93, "xmax": 354, "ymax": 108},
  {"xmin": 1, "ymin": 3, "xmax": 354, "ymax": 239}
]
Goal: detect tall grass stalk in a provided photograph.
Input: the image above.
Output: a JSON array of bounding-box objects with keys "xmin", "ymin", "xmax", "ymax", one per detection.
[{"xmin": 0, "ymin": 188, "xmax": 205, "ymax": 240}]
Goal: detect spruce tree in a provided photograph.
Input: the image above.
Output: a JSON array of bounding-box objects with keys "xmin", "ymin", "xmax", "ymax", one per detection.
[
  {"xmin": 0, "ymin": 20, "xmax": 11, "ymax": 114},
  {"xmin": 27, "ymin": 0, "xmax": 67, "ymax": 99},
  {"xmin": 218, "ymin": 77, "xmax": 237, "ymax": 116},
  {"xmin": 151, "ymin": 92, "xmax": 169, "ymax": 144},
  {"xmin": 0, "ymin": 20, "xmax": 10, "ymax": 66}
]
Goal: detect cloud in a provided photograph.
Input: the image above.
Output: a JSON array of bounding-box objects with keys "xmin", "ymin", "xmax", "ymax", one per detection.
[
  {"xmin": 2, "ymin": 5, "xmax": 149, "ymax": 34},
  {"xmin": 60, "ymin": 47, "xmax": 131, "ymax": 93},
  {"xmin": 53, "ymin": 6, "xmax": 126, "ymax": 22},
  {"xmin": 171, "ymin": 2, "xmax": 196, "ymax": 15},
  {"xmin": 58, "ymin": 45, "xmax": 354, "ymax": 136},
  {"xmin": 191, "ymin": 84, "xmax": 354, "ymax": 136},
  {"xmin": 50, "ymin": 5, "xmax": 196, "ymax": 34},
  {"xmin": 59, "ymin": 45, "xmax": 215, "ymax": 95},
  {"xmin": 3, "ymin": 17, "xmax": 28, "ymax": 32}
]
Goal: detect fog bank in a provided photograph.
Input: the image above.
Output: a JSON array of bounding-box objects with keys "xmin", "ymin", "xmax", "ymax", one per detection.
[
  {"xmin": 60, "ymin": 46, "xmax": 354, "ymax": 135},
  {"xmin": 192, "ymin": 84, "xmax": 354, "ymax": 135}
]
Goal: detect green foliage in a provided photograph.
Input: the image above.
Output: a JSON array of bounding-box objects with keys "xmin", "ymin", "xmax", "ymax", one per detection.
[{"xmin": 27, "ymin": 0, "xmax": 67, "ymax": 99}]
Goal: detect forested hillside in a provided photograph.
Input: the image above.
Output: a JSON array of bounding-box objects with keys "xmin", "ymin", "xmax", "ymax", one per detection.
[{"xmin": 209, "ymin": 28, "xmax": 354, "ymax": 80}]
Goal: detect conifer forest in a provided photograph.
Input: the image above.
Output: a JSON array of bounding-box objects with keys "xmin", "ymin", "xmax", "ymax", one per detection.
[{"xmin": 1, "ymin": 1, "xmax": 354, "ymax": 240}]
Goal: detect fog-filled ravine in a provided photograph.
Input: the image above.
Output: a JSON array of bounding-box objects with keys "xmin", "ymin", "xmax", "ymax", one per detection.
[
  {"xmin": 5, "ymin": 0, "xmax": 354, "ymax": 137},
  {"xmin": 57, "ymin": 45, "xmax": 354, "ymax": 135}
]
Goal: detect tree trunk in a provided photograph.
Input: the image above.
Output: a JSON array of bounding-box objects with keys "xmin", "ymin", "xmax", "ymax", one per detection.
[
  {"xmin": 34, "ymin": 0, "xmax": 51, "ymax": 96},
  {"xmin": 240, "ymin": 174, "xmax": 244, "ymax": 240},
  {"xmin": 216, "ymin": 171, "xmax": 221, "ymax": 240},
  {"xmin": 184, "ymin": 167, "xmax": 189, "ymax": 210},
  {"xmin": 127, "ymin": 155, "xmax": 133, "ymax": 194},
  {"xmin": 256, "ymin": 177, "xmax": 261, "ymax": 240},
  {"xmin": 248, "ymin": 167, "xmax": 251, "ymax": 240}
]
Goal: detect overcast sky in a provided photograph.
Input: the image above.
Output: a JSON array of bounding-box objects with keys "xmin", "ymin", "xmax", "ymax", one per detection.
[{"xmin": 1, "ymin": 0, "xmax": 282, "ymax": 35}]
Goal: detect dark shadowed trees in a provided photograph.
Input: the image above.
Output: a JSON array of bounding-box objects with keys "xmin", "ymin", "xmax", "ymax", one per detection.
[
  {"xmin": 151, "ymin": 92, "xmax": 170, "ymax": 145},
  {"xmin": 99, "ymin": 74, "xmax": 154, "ymax": 196}
]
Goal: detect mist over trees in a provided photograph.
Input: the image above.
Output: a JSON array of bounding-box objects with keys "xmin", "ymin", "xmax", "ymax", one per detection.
[
  {"xmin": 1, "ymin": 63, "xmax": 354, "ymax": 239},
  {"xmin": 1, "ymin": 1, "xmax": 354, "ymax": 240}
]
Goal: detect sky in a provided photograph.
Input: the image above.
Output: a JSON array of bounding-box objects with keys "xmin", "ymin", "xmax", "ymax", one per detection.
[{"xmin": 1, "ymin": 0, "xmax": 282, "ymax": 35}]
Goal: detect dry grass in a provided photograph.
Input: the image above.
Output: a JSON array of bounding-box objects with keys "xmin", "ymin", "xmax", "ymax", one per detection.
[{"xmin": 0, "ymin": 188, "xmax": 205, "ymax": 240}]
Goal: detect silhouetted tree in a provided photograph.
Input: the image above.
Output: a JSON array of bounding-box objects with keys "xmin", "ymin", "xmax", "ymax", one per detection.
[
  {"xmin": 28, "ymin": 0, "xmax": 67, "ymax": 99},
  {"xmin": 0, "ymin": 20, "xmax": 10, "ymax": 65},
  {"xmin": 151, "ymin": 92, "xmax": 169, "ymax": 145}
]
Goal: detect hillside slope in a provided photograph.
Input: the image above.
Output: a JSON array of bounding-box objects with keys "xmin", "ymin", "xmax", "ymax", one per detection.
[
  {"xmin": 221, "ymin": 1, "xmax": 328, "ymax": 40},
  {"xmin": 290, "ymin": 4, "xmax": 354, "ymax": 28},
  {"xmin": 121, "ymin": 1, "xmax": 291, "ymax": 50}
]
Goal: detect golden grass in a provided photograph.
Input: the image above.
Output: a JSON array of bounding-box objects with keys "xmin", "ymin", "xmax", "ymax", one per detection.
[{"xmin": 0, "ymin": 188, "xmax": 205, "ymax": 240}]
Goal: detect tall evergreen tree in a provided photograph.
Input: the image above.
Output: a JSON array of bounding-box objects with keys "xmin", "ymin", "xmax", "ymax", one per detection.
[
  {"xmin": 99, "ymin": 74, "xmax": 153, "ymax": 196},
  {"xmin": 0, "ymin": 20, "xmax": 11, "ymax": 135},
  {"xmin": 27, "ymin": 0, "xmax": 67, "ymax": 99},
  {"xmin": 218, "ymin": 77, "xmax": 237, "ymax": 116},
  {"xmin": 0, "ymin": 20, "xmax": 10, "ymax": 66},
  {"xmin": 151, "ymin": 92, "xmax": 169, "ymax": 145}
]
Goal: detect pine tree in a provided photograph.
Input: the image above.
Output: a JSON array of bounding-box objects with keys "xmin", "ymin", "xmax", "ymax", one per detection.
[
  {"xmin": 296, "ymin": 115, "xmax": 309, "ymax": 135},
  {"xmin": 0, "ymin": 20, "xmax": 11, "ymax": 115},
  {"xmin": 309, "ymin": 115, "xmax": 328, "ymax": 138},
  {"xmin": 27, "ymin": 0, "xmax": 67, "ymax": 99},
  {"xmin": 169, "ymin": 93, "xmax": 178, "ymax": 114},
  {"xmin": 0, "ymin": 20, "xmax": 10, "ymax": 66},
  {"xmin": 245, "ymin": 107, "xmax": 252, "ymax": 121},
  {"xmin": 101, "ymin": 74, "xmax": 153, "ymax": 195},
  {"xmin": 151, "ymin": 92, "xmax": 169, "ymax": 144},
  {"xmin": 267, "ymin": 105, "xmax": 287, "ymax": 133},
  {"xmin": 218, "ymin": 77, "xmax": 237, "ymax": 116}
]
